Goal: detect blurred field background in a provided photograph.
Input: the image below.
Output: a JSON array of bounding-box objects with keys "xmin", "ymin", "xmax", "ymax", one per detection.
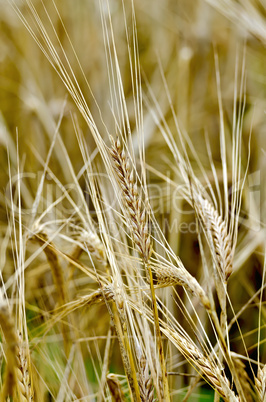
[{"xmin": 0, "ymin": 0, "xmax": 266, "ymax": 401}]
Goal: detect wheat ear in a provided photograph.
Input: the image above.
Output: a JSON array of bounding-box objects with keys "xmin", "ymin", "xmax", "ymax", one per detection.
[
  {"xmin": 0, "ymin": 301, "xmax": 19, "ymax": 400},
  {"xmin": 165, "ymin": 327, "xmax": 239, "ymax": 402},
  {"xmin": 232, "ymin": 357, "xmax": 253, "ymax": 402},
  {"xmin": 17, "ymin": 334, "xmax": 34, "ymax": 401},
  {"xmin": 154, "ymin": 262, "xmax": 211, "ymax": 311},
  {"xmin": 110, "ymin": 137, "xmax": 152, "ymax": 262},
  {"xmin": 0, "ymin": 302, "xmax": 33, "ymax": 401},
  {"xmin": 107, "ymin": 373, "xmax": 125, "ymax": 402},
  {"xmin": 110, "ymin": 136, "xmax": 170, "ymax": 401},
  {"xmin": 70, "ymin": 229, "xmax": 107, "ymax": 266},
  {"xmin": 138, "ymin": 354, "xmax": 155, "ymax": 402},
  {"xmin": 256, "ymin": 365, "xmax": 266, "ymax": 401},
  {"xmin": 195, "ymin": 194, "xmax": 233, "ymax": 282},
  {"xmin": 192, "ymin": 193, "xmax": 247, "ymax": 396}
]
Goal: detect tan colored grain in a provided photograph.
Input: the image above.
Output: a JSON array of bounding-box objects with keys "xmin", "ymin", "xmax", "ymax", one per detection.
[
  {"xmin": 0, "ymin": 302, "xmax": 33, "ymax": 401},
  {"xmin": 138, "ymin": 354, "xmax": 154, "ymax": 402},
  {"xmin": 195, "ymin": 194, "xmax": 233, "ymax": 282},
  {"xmin": 110, "ymin": 136, "xmax": 170, "ymax": 401},
  {"xmin": 256, "ymin": 365, "xmax": 266, "ymax": 402},
  {"xmin": 154, "ymin": 262, "xmax": 211, "ymax": 311},
  {"xmin": 16, "ymin": 334, "xmax": 34, "ymax": 401},
  {"xmin": 164, "ymin": 327, "xmax": 239, "ymax": 402},
  {"xmin": 0, "ymin": 302, "xmax": 19, "ymax": 400},
  {"xmin": 107, "ymin": 373, "xmax": 125, "ymax": 402},
  {"xmin": 232, "ymin": 357, "xmax": 253, "ymax": 402},
  {"xmin": 71, "ymin": 229, "xmax": 107, "ymax": 266},
  {"xmin": 110, "ymin": 137, "xmax": 152, "ymax": 262}
]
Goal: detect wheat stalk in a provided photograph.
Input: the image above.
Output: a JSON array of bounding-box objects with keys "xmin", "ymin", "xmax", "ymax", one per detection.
[
  {"xmin": 32, "ymin": 231, "xmax": 67, "ymax": 306},
  {"xmin": 32, "ymin": 231, "xmax": 71, "ymax": 355}
]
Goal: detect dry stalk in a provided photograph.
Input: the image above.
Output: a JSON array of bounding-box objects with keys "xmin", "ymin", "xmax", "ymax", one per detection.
[
  {"xmin": 110, "ymin": 136, "xmax": 170, "ymax": 401},
  {"xmin": 98, "ymin": 327, "xmax": 115, "ymax": 402},
  {"xmin": 256, "ymin": 365, "xmax": 266, "ymax": 402},
  {"xmin": 32, "ymin": 231, "xmax": 70, "ymax": 355},
  {"xmin": 107, "ymin": 373, "xmax": 125, "ymax": 402},
  {"xmin": 33, "ymin": 231, "xmax": 67, "ymax": 306},
  {"xmin": 113, "ymin": 284, "xmax": 142, "ymax": 402},
  {"xmin": 107, "ymin": 300, "xmax": 141, "ymax": 402}
]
